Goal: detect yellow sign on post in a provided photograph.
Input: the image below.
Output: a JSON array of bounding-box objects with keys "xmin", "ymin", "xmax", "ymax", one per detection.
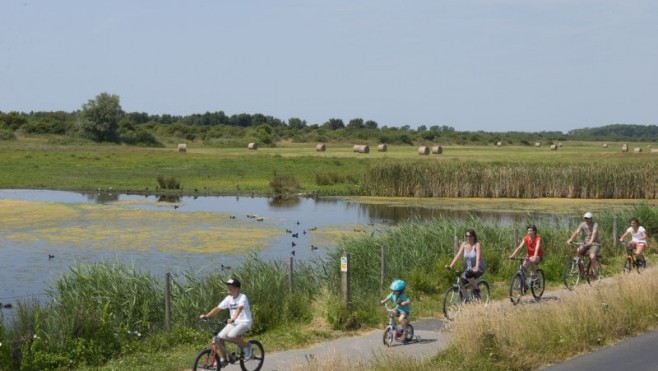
[{"xmin": 340, "ymin": 256, "xmax": 348, "ymax": 272}]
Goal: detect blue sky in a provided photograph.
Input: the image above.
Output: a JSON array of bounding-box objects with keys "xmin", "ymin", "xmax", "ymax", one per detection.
[{"xmin": 1, "ymin": 0, "xmax": 656, "ymax": 132}]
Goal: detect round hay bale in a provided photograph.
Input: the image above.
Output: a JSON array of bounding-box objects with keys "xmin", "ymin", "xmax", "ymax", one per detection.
[
  {"xmin": 315, "ymin": 143, "xmax": 326, "ymax": 152},
  {"xmin": 550, "ymin": 144, "xmax": 558, "ymax": 150},
  {"xmin": 431, "ymin": 145, "xmax": 443, "ymax": 154},
  {"xmin": 248, "ymin": 142, "xmax": 258, "ymax": 150},
  {"xmin": 352, "ymin": 144, "xmax": 361, "ymax": 152},
  {"xmin": 558, "ymin": 143, "xmax": 563, "ymax": 147},
  {"xmin": 622, "ymin": 144, "xmax": 628, "ymax": 152},
  {"xmin": 418, "ymin": 146, "xmax": 430, "ymax": 155},
  {"xmin": 534, "ymin": 142, "xmax": 541, "ymax": 147},
  {"xmin": 377, "ymin": 144, "xmax": 388, "ymax": 152},
  {"xmin": 358, "ymin": 145, "xmax": 370, "ymax": 154},
  {"xmin": 496, "ymin": 141, "xmax": 502, "ymax": 147},
  {"xmin": 634, "ymin": 147, "xmax": 642, "ymax": 153},
  {"xmin": 602, "ymin": 143, "xmax": 608, "ymax": 148},
  {"xmin": 177, "ymin": 143, "xmax": 187, "ymax": 153},
  {"xmin": 650, "ymin": 149, "xmax": 658, "ymax": 153}
]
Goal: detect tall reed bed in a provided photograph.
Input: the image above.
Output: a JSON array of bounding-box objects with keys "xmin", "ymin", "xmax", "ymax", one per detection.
[{"xmin": 361, "ymin": 161, "xmax": 658, "ymax": 198}]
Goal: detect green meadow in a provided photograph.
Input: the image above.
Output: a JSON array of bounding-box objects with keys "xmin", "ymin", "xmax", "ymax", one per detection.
[{"xmin": 1, "ymin": 137, "xmax": 656, "ymax": 197}]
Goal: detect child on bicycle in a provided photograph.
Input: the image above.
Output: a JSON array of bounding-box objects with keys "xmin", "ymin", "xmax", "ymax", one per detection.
[
  {"xmin": 445, "ymin": 228, "xmax": 486, "ymax": 297},
  {"xmin": 619, "ymin": 217, "xmax": 647, "ymax": 268},
  {"xmin": 199, "ymin": 278, "xmax": 253, "ymax": 367},
  {"xmin": 380, "ymin": 279, "xmax": 411, "ymax": 339},
  {"xmin": 509, "ymin": 224, "xmax": 543, "ymax": 279}
]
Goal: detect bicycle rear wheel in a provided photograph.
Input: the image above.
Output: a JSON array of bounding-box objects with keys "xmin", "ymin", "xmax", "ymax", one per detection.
[
  {"xmin": 192, "ymin": 348, "xmax": 219, "ymax": 371},
  {"xmin": 586, "ymin": 263, "xmax": 603, "ymax": 285},
  {"xmin": 475, "ymin": 281, "xmax": 490, "ymax": 304},
  {"xmin": 442, "ymin": 286, "xmax": 462, "ymax": 321},
  {"xmin": 563, "ymin": 259, "xmax": 581, "ymax": 290},
  {"xmin": 530, "ymin": 269, "xmax": 545, "ymax": 300},
  {"xmin": 403, "ymin": 323, "xmax": 415, "ymax": 343},
  {"xmin": 509, "ymin": 273, "xmax": 524, "ymax": 305},
  {"xmin": 240, "ymin": 340, "xmax": 264, "ymax": 371}
]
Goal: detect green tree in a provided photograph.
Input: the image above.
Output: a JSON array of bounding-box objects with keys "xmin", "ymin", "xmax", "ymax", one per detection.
[{"xmin": 78, "ymin": 92, "xmax": 123, "ymax": 142}]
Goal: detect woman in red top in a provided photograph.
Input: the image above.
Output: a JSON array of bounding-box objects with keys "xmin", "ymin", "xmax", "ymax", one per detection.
[{"xmin": 509, "ymin": 225, "xmax": 543, "ymax": 278}]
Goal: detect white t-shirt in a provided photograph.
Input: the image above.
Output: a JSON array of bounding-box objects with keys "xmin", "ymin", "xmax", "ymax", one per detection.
[
  {"xmin": 218, "ymin": 292, "xmax": 252, "ymax": 328},
  {"xmin": 626, "ymin": 226, "xmax": 647, "ymax": 245}
]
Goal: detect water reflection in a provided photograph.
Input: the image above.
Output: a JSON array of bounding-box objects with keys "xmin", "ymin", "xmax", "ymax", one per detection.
[{"xmin": 269, "ymin": 197, "xmax": 302, "ymax": 208}]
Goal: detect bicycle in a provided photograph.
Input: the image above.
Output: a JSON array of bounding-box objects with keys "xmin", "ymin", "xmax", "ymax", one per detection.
[
  {"xmin": 509, "ymin": 257, "xmax": 545, "ymax": 305},
  {"xmin": 192, "ymin": 319, "xmax": 265, "ymax": 371},
  {"xmin": 442, "ymin": 270, "xmax": 490, "ymax": 321},
  {"xmin": 621, "ymin": 241, "xmax": 647, "ymax": 274},
  {"xmin": 562, "ymin": 242, "xmax": 603, "ymax": 290},
  {"xmin": 381, "ymin": 303, "xmax": 415, "ymax": 347}
]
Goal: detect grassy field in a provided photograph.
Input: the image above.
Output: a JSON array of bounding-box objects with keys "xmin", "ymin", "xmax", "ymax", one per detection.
[{"xmin": 1, "ymin": 136, "xmax": 656, "ymax": 196}]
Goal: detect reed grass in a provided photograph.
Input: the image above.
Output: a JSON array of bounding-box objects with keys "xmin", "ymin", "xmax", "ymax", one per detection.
[{"xmin": 361, "ymin": 161, "xmax": 658, "ymax": 198}]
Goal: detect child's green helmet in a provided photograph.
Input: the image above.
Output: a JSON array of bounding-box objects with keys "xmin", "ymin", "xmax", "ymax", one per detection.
[{"xmin": 390, "ymin": 279, "xmax": 406, "ymax": 291}]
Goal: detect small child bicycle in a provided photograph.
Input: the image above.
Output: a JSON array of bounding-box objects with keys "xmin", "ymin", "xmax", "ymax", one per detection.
[
  {"xmin": 192, "ymin": 318, "xmax": 264, "ymax": 371},
  {"xmin": 382, "ymin": 303, "xmax": 416, "ymax": 347}
]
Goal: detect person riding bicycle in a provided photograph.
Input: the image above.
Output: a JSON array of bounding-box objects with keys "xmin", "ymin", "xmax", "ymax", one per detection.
[
  {"xmin": 380, "ymin": 279, "xmax": 411, "ymax": 340},
  {"xmin": 445, "ymin": 228, "xmax": 486, "ymax": 297},
  {"xmin": 509, "ymin": 224, "xmax": 543, "ymax": 280},
  {"xmin": 619, "ymin": 217, "xmax": 647, "ymax": 268},
  {"xmin": 199, "ymin": 278, "xmax": 253, "ymax": 367},
  {"xmin": 566, "ymin": 212, "xmax": 601, "ymax": 276}
]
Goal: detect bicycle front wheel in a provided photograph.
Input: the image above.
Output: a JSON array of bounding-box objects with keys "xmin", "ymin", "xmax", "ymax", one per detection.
[
  {"xmin": 240, "ymin": 340, "xmax": 264, "ymax": 371},
  {"xmin": 563, "ymin": 259, "xmax": 581, "ymax": 290},
  {"xmin": 442, "ymin": 286, "xmax": 462, "ymax": 321},
  {"xmin": 509, "ymin": 273, "xmax": 524, "ymax": 305},
  {"xmin": 530, "ymin": 269, "xmax": 545, "ymax": 300},
  {"xmin": 382, "ymin": 328, "xmax": 394, "ymax": 347},
  {"xmin": 192, "ymin": 348, "xmax": 219, "ymax": 371}
]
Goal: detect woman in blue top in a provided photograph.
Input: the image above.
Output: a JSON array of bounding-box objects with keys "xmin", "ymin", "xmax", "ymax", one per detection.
[
  {"xmin": 380, "ymin": 279, "xmax": 411, "ymax": 339},
  {"xmin": 445, "ymin": 228, "xmax": 486, "ymax": 296}
]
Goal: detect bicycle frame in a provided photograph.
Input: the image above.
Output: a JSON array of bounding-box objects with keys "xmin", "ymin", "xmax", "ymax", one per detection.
[
  {"xmin": 192, "ymin": 319, "xmax": 265, "ymax": 371},
  {"xmin": 382, "ymin": 303, "xmax": 414, "ymax": 346},
  {"xmin": 442, "ymin": 271, "xmax": 490, "ymax": 321},
  {"xmin": 563, "ymin": 242, "xmax": 602, "ymax": 290},
  {"xmin": 509, "ymin": 257, "xmax": 544, "ymax": 304},
  {"xmin": 622, "ymin": 241, "xmax": 645, "ymax": 274}
]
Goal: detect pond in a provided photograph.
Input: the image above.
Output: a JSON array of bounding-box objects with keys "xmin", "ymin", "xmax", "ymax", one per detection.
[{"xmin": 0, "ymin": 189, "xmax": 615, "ymax": 306}]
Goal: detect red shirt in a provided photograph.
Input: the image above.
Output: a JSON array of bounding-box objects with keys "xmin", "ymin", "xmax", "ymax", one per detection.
[{"xmin": 523, "ymin": 235, "xmax": 543, "ymax": 257}]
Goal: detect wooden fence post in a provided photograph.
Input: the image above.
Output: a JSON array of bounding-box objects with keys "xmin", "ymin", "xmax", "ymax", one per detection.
[
  {"xmin": 288, "ymin": 256, "xmax": 294, "ymax": 293},
  {"xmin": 612, "ymin": 217, "xmax": 618, "ymax": 250},
  {"xmin": 380, "ymin": 245, "xmax": 386, "ymax": 293},
  {"xmin": 514, "ymin": 228, "xmax": 519, "ymax": 247},
  {"xmin": 164, "ymin": 272, "xmax": 171, "ymax": 331},
  {"xmin": 341, "ymin": 253, "xmax": 351, "ymax": 309},
  {"xmin": 453, "ymin": 234, "xmax": 459, "ymax": 255}
]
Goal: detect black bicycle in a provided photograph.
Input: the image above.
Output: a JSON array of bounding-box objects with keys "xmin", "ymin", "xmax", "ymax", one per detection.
[
  {"xmin": 442, "ymin": 270, "xmax": 490, "ymax": 321},
  {"xmin": 621, "ymin": 241, "xmax": 647, "ymax": 274}
]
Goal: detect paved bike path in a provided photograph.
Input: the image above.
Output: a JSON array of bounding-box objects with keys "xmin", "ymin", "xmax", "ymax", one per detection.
[{"xmin": 260, "ymin": 318, "xmax": 450, "ymax": 371}]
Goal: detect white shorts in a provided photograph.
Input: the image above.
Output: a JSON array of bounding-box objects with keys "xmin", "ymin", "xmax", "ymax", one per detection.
[{"xmin": 217, "ymin": 322, "xmax": 250, "ymax": 339}]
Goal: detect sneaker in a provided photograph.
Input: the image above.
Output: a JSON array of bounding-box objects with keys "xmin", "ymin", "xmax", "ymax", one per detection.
[
  {"xmin": 243, "ymin": 343, "xmax": 253, "ymax": 360},
  {"xmin": 472, "ymin": 289, "xmax": 481, "ymax": 299},
  {"xmin": 219, "ymin": 359, "xmax": 229, "ymax": 368}
]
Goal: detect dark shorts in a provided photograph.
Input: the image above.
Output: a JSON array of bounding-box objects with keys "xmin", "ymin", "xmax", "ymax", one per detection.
[{"xmin": 463, "ymin": 270, "xmax": 484, "ymax": 280}]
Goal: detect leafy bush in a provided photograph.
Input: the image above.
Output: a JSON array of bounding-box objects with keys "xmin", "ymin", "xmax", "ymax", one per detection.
[
  {"xmin": 269, "ymin": 171, "xmax": 300, "ymax": 196},
  {"xmin": 0, "ymin": 128, "xmax": 16, "ymax": 141},
  {"xmin": 156, "ymin": 175, "xmax": 180, "ymax": 190}
]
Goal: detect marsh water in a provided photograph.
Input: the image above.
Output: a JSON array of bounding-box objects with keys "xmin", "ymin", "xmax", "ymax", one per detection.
[{"xmin": 1, "ymin": 189, "xmax": 573, "ymax": 305}]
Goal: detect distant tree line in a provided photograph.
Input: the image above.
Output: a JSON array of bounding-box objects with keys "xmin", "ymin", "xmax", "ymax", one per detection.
[{"xmin": 1, "ymin": 92, "xmax": 656, "ymax": 147}]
